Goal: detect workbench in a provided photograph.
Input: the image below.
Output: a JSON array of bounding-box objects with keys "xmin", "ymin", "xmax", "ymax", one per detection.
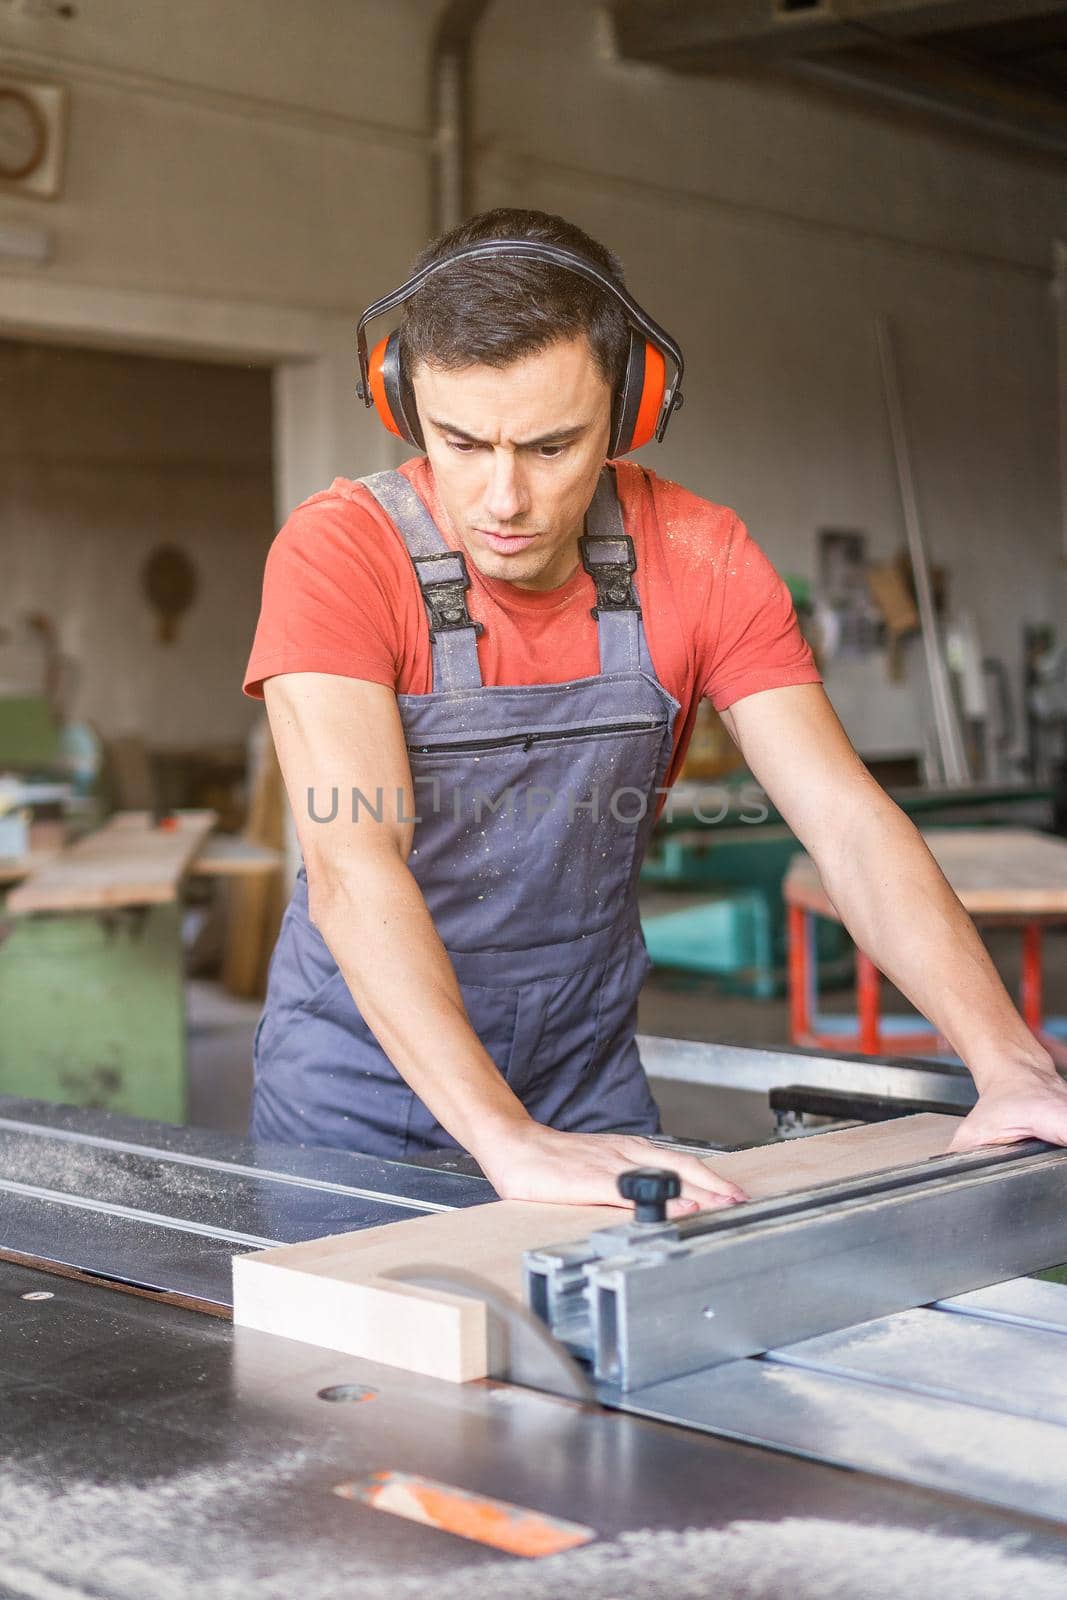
[
  {"xmin": 785, "ymin": 827, "xmax": 1067, "ymax": 1055},
  {"xmin": 0, "ymin": 810, "xmax": 281, "ymax": 1121},
  {"xmin": 4, "ymin": 1043, "xmax": 1067, "ymax": 1598},
  {"xmin": 642, "ymin": 782, "xmax": 1054, "ymax": 999}
]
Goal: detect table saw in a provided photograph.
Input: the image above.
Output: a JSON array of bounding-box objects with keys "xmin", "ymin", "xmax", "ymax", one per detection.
[{"xmin": 4, "ymin": 1041, "xmax": 1067, "ymax": 1599}]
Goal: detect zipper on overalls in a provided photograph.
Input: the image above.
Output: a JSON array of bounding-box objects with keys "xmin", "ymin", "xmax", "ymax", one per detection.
[{"xmin": 406, "ymin": 715, "xmax": 663, "ymax": 757}]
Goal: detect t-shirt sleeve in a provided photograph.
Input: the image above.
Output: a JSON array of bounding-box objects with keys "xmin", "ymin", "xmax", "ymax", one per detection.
[
  {"xmin": 701, "ymin": 515, "xmax": 821, "ymax": 710},
  {"xmin": 243, "ymin": 499, "xmax": 400, "ymax": 699}
]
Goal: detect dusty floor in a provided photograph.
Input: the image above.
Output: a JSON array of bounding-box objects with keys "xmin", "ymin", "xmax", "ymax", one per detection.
[{"xmin": 187, "ymin": 919, "xmax": 1067, "ymax": 1152}]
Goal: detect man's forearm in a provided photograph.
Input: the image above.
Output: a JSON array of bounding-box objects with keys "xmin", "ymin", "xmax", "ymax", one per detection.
[
  {"xmin": 308, "ymin": 849, "xmax": 534, "ymax": 1156},
  {"xmin": 815, "ymin": 800, "xmax": 1055, "ymax": 1091}
]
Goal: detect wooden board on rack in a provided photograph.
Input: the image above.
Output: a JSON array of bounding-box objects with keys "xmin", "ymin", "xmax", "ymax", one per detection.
[
  {"xmin": 222, "ymin": 723, "xmax": 286, "ymax": 998},
  {"xmin": 6, "ymin": 810, "xmax": 216, "ymax": 913},
  {"xmin": 233, "ymin": 1113, "xmax": 958, "ymax": 1384},
  {"xmin": 189, "ymin": 835, "xmax": 282, "ymax": 878},
  {"xmin": 0, "ymin": 851, "xmax": 59, "ymax": 888}
]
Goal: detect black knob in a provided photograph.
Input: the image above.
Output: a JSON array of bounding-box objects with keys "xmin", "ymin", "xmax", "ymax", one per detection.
[{"xmin": 617, "ymin": 1167, "xmax": 681, "ymax": 1224}]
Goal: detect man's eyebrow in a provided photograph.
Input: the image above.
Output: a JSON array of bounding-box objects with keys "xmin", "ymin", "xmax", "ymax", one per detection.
[{"xmin": 426, "ymin": 418, "xmax": 589, "ymax": 448}]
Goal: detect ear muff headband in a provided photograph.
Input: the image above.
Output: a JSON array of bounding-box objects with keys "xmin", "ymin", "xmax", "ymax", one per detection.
[{"xmin": 356, "ymin": 239, "xmax": 684, "ymax": 456}]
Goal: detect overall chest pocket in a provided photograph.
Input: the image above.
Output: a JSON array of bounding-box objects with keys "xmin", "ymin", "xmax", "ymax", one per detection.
[{"xmin": 403, "ymin": 714, "xmax": 669, "ymax": 952}]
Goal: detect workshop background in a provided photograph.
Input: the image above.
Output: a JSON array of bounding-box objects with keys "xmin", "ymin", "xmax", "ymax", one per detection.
[{"xmin": 2, "ymin": 0, "xmax": 1067, "ymax": 1144}]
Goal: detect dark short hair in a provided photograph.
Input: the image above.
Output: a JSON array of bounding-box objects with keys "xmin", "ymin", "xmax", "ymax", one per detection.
[{"xmin": 398, "ymin": 208, "xmax": 630, "ymax": 391}]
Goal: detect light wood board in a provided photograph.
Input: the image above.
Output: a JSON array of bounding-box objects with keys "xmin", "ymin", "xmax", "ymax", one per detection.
[
  {"xmin": 222, "ymin": 724, "xmax": 286, "ymax": 998},
  {"xmin": 1, "ymin": 834, "xmax": 277, "ymax": 890},
  {"xmin": 785, "ymin": 828, "xmax": 1067, "ymax": 918},
  {"xmin": 0, "ymin": 851, "xmax": 58, "ymax": 888},
  {"xmin": 233, "ymin": 1113, "xmax": 958, "ymax": 1384},
  {"xmin": 6, "ymin": 810, "xmax": 216, "ymax": 912},
  {"xmin": 188, "ymin": 835, "xmax": 282, "ymax": 878}
]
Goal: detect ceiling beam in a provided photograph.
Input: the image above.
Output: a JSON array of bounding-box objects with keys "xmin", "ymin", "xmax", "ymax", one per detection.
[{"xmin": 611, "ymin": 1, "xmax": 1067, "ymax": 68}]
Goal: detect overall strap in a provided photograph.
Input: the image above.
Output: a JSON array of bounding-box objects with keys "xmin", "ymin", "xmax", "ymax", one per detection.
[
  {"xmin": 579, "ymin": 467, "xmax": 642, "ymax": 675},
  {"xmin": 361, "ymin": 470, "xmax": 483, "ymax": 692}
]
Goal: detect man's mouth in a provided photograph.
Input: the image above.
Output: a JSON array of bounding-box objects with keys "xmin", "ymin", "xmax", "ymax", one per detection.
[{"xmin": 475, "ymin": 528, "xmax": 539, "ymax": 555}]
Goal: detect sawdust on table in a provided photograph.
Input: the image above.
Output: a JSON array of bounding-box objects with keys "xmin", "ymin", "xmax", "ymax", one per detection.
[{"xmin": 0, "ymin": 1456, "xmax": 1065, "ymax": 1600}]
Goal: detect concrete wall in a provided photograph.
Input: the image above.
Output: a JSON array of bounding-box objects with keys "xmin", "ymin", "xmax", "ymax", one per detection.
[
  {"xmin": 2, "ymin": 0, "xmax": 1064, "ymax": 757},
  {"xmin": 0, "ymin": 0, "xmax": 439, "ymax": 747},
  {"xmin": 0, "ymin": 0, "xmax": 434, "ymax": 307},
  {"xmin": 473, "ymin": 1, "xmax": 1067, "ymax": 756},
  {"xmin": 0, "ymin": 0, "xmax": 437, "ymax": 509}
]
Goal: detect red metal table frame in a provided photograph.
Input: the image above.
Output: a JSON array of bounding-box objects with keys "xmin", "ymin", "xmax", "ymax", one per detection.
[{"xmin": 784, "ymin": 829, "xmax": 1067, "ymax": 1058}]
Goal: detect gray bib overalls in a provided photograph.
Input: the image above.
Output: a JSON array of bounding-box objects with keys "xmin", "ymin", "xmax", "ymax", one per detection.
[{"xmin": 251, "ymin": 466, "xmax": 680, "ymax": 1158}]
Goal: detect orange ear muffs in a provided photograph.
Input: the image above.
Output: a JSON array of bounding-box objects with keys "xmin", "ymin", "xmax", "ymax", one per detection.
[
  {"xmin": 373, "ymin": 322, "xmax": 665, "ymax": 458},
  {"xmin": 610, "ymin": 333, "xmax": 667, "ymax": 457},
  {"xmin": 358, "ymin": 239, "xmax": 684, "ymax": 456},
  {"xmin": 368, "ymin": 331, "xmax": 424, "ymax": 448}
]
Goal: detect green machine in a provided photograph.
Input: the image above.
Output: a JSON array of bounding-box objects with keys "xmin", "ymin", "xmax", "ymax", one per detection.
[
  {"xmin": 0, "ymin": 691, "xmax": 212, "ymax": 1123},
  {"xmin": 0, "ymin": 694, "xmax": 64, "ymax": 773},
  {"xmin": 0, "ymin": 903, "xmax": 187, "ymax": 1124}
]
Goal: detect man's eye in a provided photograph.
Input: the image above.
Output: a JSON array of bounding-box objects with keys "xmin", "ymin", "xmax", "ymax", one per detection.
[
  {"xmin": 447, "ymin": 439, "xmax": 479, "ymax": 453},
  {"xmin": 535, "ymin": 444, "xmax": 567, "ymax": 459}
]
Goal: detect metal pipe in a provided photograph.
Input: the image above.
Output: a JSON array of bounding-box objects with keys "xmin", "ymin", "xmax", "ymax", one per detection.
[
  {"xmin": 876, "ymin": 313, "xmax": 971, "ymax": 786},
  {"xmin": 431, "ymin": 0, "xmax": 492, "ymax": 236}
]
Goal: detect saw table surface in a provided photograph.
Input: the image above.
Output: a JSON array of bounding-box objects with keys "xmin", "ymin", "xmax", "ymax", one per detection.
[
  {"xmin": 4, "ymin": 1094, "xmax": 1067, "ymax": 1597},
  {"xmin": 9, "ymin": 1255, "xmax": 1067, "ymax": 1600}
]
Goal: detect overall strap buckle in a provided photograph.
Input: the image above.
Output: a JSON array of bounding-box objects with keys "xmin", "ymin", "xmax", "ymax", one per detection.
[
  {"xmin": 412, "ymin": 552, "xmax": 485, "ymax": 641},
  {"xmin": 580, "ymin": 533, "xmax": 641, "ymax": 620}
]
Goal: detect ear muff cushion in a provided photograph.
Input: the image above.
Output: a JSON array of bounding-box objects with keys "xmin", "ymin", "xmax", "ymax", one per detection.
[
  {"xmin": 629, "ymin": 342, "xmax": 666, "ymax": 454},
  {"xmin": 611, "ymin": 336, "xmax": 667, "ymax": 456},
  {"xmin": 611, "ymin": 331, "xmax": 645, "ymax": 458},
  {"xmin": 369, "ymin": 332, "xmax": 424, "ymax": 448}
]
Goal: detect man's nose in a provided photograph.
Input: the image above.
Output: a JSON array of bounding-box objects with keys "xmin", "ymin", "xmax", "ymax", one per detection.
[{"xmin": 482, "ymin": 451, "xmax": 529, "ymax": 524}]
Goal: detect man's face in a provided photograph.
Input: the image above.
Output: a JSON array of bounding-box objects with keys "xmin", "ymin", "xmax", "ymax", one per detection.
[{"xmin": 412, "ymin": 333, "xmax": 612, "ymax": 592}]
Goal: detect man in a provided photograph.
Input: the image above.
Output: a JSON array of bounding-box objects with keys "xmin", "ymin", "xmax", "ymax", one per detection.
[{"xmin": 245, "ymin": 207, "xmax": 1067, "ymax": 1216}]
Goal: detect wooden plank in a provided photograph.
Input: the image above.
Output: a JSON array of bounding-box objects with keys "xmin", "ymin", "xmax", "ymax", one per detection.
[
  {"xmin": 222, "ymin": 724, "xmax": 286, "ymax": 997},
  {"xmin": 785, "ymin": 827, "xmax": 1067, "ymax": 918},
  {"xmin": 0, "ymin": 850, "xmax": 58, "ymax": 888},
  {"xmin": 189, "ymin": 835, "xmax": 283, "ymax": 877},
  {"xmin": 922, "ymin": 829, "xmax": 1067, "ymax": 912},
  {"xmin": 0, "ymin": 1247, "xmax": 231, "ymax": 1321},
  {"xmin": 233, "ymin": 1114, "xmax": 958, "ymax": 1384},
  {"xmin": 6, "ymin": 810, "xmax": 216, "ymax": 913}
]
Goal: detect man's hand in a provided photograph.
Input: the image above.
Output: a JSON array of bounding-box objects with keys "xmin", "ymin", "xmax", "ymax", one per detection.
[
  {"xmin": 477, "ymin": 1123, "xmax": 748, "ymax": 1214},
  {"xmin": 950, "ymin": 1066, "xmax": 1067, "ymax": 1154}
]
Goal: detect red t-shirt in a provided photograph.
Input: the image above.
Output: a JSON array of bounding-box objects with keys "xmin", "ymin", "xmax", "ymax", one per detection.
[{"xmin": 244, "ymin": 457, "xmax": 820, "ymax": 789}]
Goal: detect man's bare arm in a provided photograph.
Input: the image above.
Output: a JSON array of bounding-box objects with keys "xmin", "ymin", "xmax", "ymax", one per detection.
[
  {"xmin": 722, "ymin": 684, "xmax": 1067, "ymax": 1150},
  {"xmin": 263, "ymin": 673, "xmax": 745, "ymax": 1209}
]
